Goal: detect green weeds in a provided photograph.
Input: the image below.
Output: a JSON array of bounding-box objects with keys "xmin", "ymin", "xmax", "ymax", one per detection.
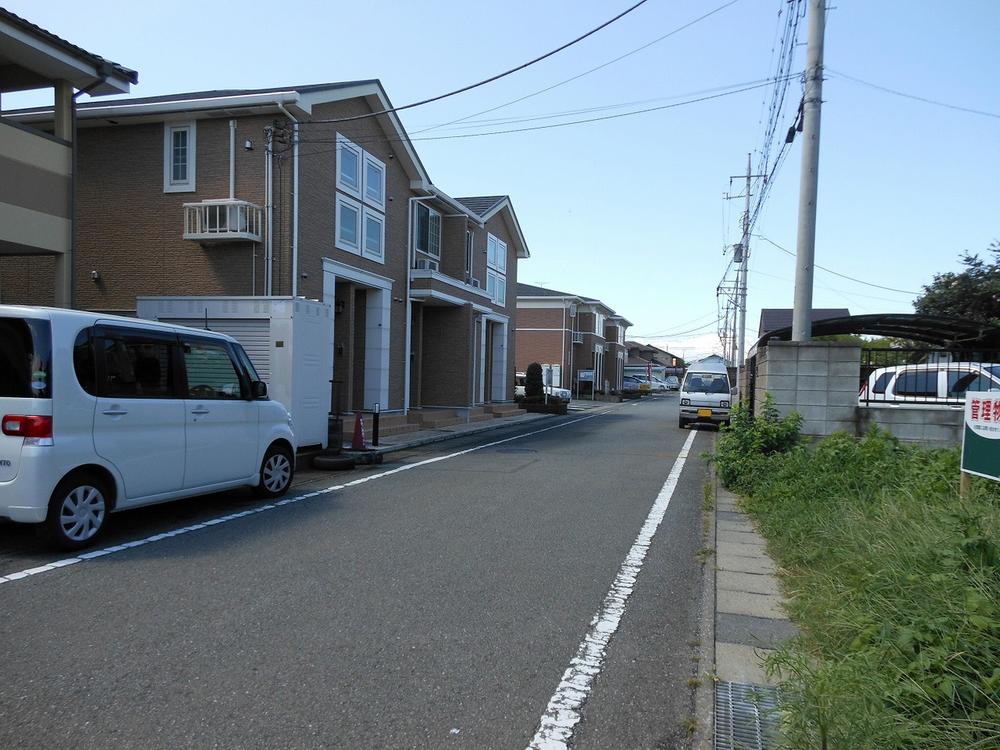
[{"xmin": 715, "ymin": 410, "xmax": 1000, "ymax": 749}]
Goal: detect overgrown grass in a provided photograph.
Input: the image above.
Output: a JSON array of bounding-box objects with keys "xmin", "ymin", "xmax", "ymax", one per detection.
[{"xmin": 714, "ymin": 406, "xmax": 1000, "ymax": 750}]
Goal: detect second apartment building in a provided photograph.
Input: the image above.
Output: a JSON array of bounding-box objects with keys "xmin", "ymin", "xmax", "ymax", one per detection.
[
  {"xmin": 515, "ymin": 283, "xmax": 630, "ymax": 396},
  {"xmin": 3, "ymin": 80, "xmax": 528, "ymax": 417}
]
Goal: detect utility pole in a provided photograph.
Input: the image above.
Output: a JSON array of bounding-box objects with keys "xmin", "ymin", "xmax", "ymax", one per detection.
[
  {"xmin": 726, "ymin": 155, "xmax": 765, "ymax": 395},
  {"xmin": 791, "ymin": 0, "xmax": 827, "ymax": 341},
  {"xmin": 736, "ymin": 152, "xmax": 751, "ymax": 372}
]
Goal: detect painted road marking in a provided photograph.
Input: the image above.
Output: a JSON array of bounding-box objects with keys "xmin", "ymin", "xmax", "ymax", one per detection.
[
  {"xmin": 527, "ymin": 428, "xmax": 699, "ymax": 750},
  {"xmin": 0, "ymin": 412, "xmax": 610, "ymax": 587}
]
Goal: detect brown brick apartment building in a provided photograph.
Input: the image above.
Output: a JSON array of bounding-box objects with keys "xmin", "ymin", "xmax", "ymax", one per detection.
[
  {"xmin": 3, "ymin": 81, "xmax": 527, "ymax": 416},
  {"xmin": 515, "ymin": 283, "xmax": 630, "ymax": 396}
]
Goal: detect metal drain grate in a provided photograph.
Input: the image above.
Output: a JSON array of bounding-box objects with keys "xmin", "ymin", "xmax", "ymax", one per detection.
[{"xmin": 714, "ymin": 681, "xmax": 781, "ymax": 750}]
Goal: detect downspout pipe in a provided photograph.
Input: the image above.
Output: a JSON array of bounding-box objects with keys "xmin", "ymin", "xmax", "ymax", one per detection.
[
  {"xmin": 404, "ymin": 197, "xmax": 421, "ymax": 415},
  {"xmin": 277, "ymin": 104, "xmax": 300, "ymax": 298},
  {"xmin": 264, "ymin": 127, "xmax": 273, "ymax": 295},
  {"xmin": 228, "ymin": 119, "xmax": 236, "ymax": 200}
]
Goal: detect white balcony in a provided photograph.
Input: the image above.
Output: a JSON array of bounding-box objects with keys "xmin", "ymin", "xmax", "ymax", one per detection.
[
  {"xmin": 572, "ymin": 331, "xmax": 584, "ymax": 344},
  {"xmin": 183, "ymin": 200, "xmax": 263, "ymax": 244}
]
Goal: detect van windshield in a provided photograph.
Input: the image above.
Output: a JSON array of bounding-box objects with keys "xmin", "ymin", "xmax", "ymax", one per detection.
[
  {"xmin": 683, "ymin": 372, "xmax": 729, "ymax": 394},
  {"xmin": 0, "ymin": 318, "xmax": 51, "ymax": 398}
]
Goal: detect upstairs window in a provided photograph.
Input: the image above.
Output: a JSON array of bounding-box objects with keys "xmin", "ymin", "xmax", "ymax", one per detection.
[
  {"xmin": 485, "ymin": 233, "xmax": 508, "ymax": 306},
  {"xmin": 364, "ymin": 154, "xmax": 385, "ymax": 209},
  {"xmin": 414, "ymin": 203, "xmax": 441, "ymax": 260},
  {"xmin": 164, "ymin": 122, "xmax": 196, "ymax": 193},
  {"xmin": 337, "ymin": 136, "xmax": 362, "ymax": 196},
  {"xmin": 487, "ymin": 234, "xmax": 507, "ymax": 273},
  {"xmin": 336, "ymin": 135, "xmax": 386, "ymax": 263}
]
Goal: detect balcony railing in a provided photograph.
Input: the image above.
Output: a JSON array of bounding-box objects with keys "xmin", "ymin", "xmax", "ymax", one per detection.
[
  {"xmin": 183, "ymin": 199, "xmax": 263, "ymax": 243},
  {"xmin": 572, "ymin": 331, "xmax": 584, "ymax": 344}
]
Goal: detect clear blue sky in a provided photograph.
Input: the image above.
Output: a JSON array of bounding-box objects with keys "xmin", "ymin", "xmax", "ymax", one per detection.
[{"xmin": 6, "ymin": 0, "xmax": 998, "ymax": 358}]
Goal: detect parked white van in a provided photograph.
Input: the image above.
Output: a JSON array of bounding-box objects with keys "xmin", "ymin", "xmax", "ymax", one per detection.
[
  {"xmin": 678, "ymin": 358, "xmax": 732, "ymax": 428},
  {"xmin": 0, "ymin": 306, "xmax": 296, "ymax": 549}
]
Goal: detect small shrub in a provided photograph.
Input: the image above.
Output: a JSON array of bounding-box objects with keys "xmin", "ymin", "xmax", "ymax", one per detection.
[
  {"xmin": 712, "ymin": 395, "xmax": 802, "ymax": 492},
  {"xmin": 525, "ymin": 362, "xmax": 543, "ymax": 399}
]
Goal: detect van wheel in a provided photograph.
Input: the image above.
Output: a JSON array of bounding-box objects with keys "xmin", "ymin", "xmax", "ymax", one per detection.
[
  {"xmin": 256, "ymin": 444, "xmax": 294, "ymax": 498},
  {"xmin": 46, "ymin": 473, "xmax": 109, "ymax": 550},
  {"xmin": 678, "ymin": 416, "xmax": 689, "ymax": 429}
]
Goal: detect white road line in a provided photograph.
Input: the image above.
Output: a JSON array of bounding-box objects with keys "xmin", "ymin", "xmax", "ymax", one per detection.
[
  {"xmin": 526, "ymin": 428, "xmax": 698, "ymax": 750},
  {"xmin": 0, "ymin": 412, "xmax": 609, "ymax": 587}
]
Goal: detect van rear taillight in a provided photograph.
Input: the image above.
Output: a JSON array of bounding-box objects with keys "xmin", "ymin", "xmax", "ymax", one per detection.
[{"xmin": 2, "ymin": 415, "xmax": 52, "ymax": 439}]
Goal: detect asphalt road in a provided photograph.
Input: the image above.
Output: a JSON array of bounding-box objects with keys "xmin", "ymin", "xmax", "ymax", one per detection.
[{"xmin": 0, "ymin": 394, "xmax": 713, "ymax": 749}]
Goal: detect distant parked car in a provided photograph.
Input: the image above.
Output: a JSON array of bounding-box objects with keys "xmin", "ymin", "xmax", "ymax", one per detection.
[
  {"xmin": 514, "ymin": 373, "xmax": 572, "ymax": 401},
  {"xmin": 860, "ymin": 362, "xmax": 1000, "ymax": 407},
  {"xmin": 649, "ymin": 377, "xmax": 669, "ymax": 392},
  {"xmin": 664, "ymin": 375, "xmax": 680, "ymax": 391},
  {"xmin": 622, "ymin": 375, "xmax": 650, "ymax": 394}
]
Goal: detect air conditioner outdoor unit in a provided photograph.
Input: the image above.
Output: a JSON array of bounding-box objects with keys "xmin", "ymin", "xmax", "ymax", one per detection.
[
  {"xmin": 415, "ymin": 258, "xmax": 439, "ymax": 271},
  {"xmin": 470, "ymin": 278, "xmax": 481, "ymax": 288}
]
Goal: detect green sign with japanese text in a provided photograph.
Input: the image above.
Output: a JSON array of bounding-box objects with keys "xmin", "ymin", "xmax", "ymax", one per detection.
[{"xmin": 962, "ymin": 392, "xmax": 1000, "ymax": 481}]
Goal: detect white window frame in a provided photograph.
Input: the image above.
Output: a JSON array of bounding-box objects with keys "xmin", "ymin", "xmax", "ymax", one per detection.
[
  {"xmin": 335, "ymin": 194, "xmax": 362, "ymax": 254},
  {"xmin": 487, "ymin": 233, "xmax": 507, "ymax": 274},
  {"xmin": 363, "ymin": 153, "xmax": 385, "ymax": 210},
  {"xmin": 336, "ymin": 134, "xmax": 362, "ymax": 198},
  {"xmin": 486, "ymin": 269, "xmax": 506, "ymax": 306},
  {"xmin": 362, "ymin": 207, "xmax": 385, "ymax": 262},
  {"xmin": 163, "ymin": 122, "xmax": 196, "ymax": 193},
  {"xmin": 595, "ymin": 313, "xmax": 605, "ymax": 335},
  {"xmin": 414, "ymin": 203, "xmax": 441, "ymax": 263}
]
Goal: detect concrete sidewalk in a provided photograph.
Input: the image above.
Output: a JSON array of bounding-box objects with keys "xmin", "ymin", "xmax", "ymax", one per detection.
[
  {"xmin": 693, "ymin": 481, "xmax": 798, "ymax": 750},
  {"xmin": 713, "ymin": 486, "xmax": 797, "ymax": 685}
]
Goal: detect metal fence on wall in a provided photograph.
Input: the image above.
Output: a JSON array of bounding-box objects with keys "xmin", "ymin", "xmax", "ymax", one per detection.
[{"xmin": 860, "ymin": 348, "xmax": 1000, "ymax": 407}]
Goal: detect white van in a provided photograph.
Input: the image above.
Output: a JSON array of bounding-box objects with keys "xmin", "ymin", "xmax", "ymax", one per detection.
[
  {"xmin": 0, "ymin": 306, "xmax": 296, "ymax": 549},
  {"xmin": 678, "ymin": 359, "xmax": 732, "ymax": 428}
]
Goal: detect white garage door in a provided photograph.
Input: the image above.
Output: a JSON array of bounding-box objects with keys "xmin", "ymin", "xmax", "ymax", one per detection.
[{"xmin": 160, "ymin": 318, "xmax": 271, "ymax": 383}]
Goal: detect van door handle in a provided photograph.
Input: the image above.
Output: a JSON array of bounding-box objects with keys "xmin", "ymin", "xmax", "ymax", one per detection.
[
  {"xmin": 191, "ymin": 408, "xmax": 210, "ymax": 415},
  {"xmin": 102, "ymin": 408, "xmax": 128, "ymax": 416}
]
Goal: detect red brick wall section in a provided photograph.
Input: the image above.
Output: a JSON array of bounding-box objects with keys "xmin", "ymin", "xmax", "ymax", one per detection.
[
  {"xmin": 516, "ymin": 329, "xmax": 565, "ymax": 374},
  {"xmin": 420, "ymin": 304, "xmax": 474, "ymax": 406},
  {"xmin": 517, "ymin": 307, "xmax": 564, "ymax": 328}
]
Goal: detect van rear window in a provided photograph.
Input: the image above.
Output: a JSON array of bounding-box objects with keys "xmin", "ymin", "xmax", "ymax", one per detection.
[{"xmin": 0, "ymin": 318, "xmax": 51, "ymax": 398}]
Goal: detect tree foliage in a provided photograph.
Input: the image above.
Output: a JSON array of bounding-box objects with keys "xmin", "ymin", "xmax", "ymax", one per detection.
[
  {"xmin": 525, "ymin": 362, "xmax": 543, "ymax": 399},
  {"xmin": 914, "ymin": 241, "xmax": 1000, "ymax": 325}
]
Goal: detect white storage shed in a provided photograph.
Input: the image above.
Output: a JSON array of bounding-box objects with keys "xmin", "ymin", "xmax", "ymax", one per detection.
[{"xmin": 136, "ymin": 296, "xmax": 333, "ymax": 448}]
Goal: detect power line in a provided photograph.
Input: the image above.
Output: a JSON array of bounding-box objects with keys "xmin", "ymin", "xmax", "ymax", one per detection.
[
  {"xmin": 410, "ymin": 0, "xmax": 744, "ymax": 135},
  {"xmin": 753, "ymin": 234, "xmax": 921, "ymax": 294},
  {"xmin": 635, "ymin": 311, "xmax": 718, "ymax": 338},
  {"xmin": 632, "ymin": 318, "xmax": 719, "ymax": 339},
  {"xmin": 827, "ymin": 68, "xmax": 1000, "ymax": 120},
  {"xmin": 293, "ymin": 79, "xmax": 787, "ymax": 151},
  {"xmin": 304, "ymin": 0, "xmax": 651, "ymax": 126},
  {"xmin": 423, "ymin": 78, "xmax": 780, "ymax": 132}
]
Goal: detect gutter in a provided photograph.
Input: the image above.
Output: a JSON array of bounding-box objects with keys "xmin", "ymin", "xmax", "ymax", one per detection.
[{"xmin": 277, "ymin": 103, "xmax": 300, "ymax": 298}]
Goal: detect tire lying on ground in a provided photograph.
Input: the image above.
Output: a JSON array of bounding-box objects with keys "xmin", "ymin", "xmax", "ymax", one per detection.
[{"xmin": 312, "ymin": 454, "xmax": 356, "ymax": 471}]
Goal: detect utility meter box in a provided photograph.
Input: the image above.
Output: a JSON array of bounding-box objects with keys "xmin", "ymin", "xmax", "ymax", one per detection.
[{"xmin": 136, "ymin": 296, "xmax": 333, "ymax": 449}]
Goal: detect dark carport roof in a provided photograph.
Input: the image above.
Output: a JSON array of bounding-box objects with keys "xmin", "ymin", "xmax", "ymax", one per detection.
[{"xmin": 755, "ymin": 313, "xmax": 1000, "ymax": 349}]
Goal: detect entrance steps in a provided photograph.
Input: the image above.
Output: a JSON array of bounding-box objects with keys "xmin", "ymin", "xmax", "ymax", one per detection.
[
  {"xmin": 340, "ymin": 412, "xmax": 420, "ymax": 442},
  {"xmin": 407, "ymin": 409, "xmax": 463, "ymax": 429},
  {"xmin": 484, "ymin": 403, "xmax": 527, "ymax": 418}
]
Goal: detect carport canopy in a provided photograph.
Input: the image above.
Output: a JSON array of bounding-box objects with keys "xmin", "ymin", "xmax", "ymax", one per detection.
[{"xmin": 754, "ymin": 313, "xmax": 1000, "ymax": 350}]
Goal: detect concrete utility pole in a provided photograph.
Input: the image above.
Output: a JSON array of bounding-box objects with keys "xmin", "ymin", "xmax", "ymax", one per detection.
[
  {"xmin": 791, "ymin": 0, "xmax": 826, "ymax": 341},
  {"xmin": 736, "ymin": 152, "xmax": 751, "ymax": 371}
]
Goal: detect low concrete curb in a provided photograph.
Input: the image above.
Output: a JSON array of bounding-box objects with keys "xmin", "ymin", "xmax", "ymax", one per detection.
[{"xmin": 692, "ymin": 448, "xmax": 718, "ymax": 750}]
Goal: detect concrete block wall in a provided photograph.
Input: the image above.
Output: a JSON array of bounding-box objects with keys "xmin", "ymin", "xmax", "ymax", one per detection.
[
  {"xmin": 856, "ymin": 406, "xmax": 962, "ymax": 447},
  {"xmin": 756, "ymin": 341, "xmax": 963, "ymax": 447},
  {"xmin": 756, "ymin": 341, "xmax": 861, "ymax": 438}
]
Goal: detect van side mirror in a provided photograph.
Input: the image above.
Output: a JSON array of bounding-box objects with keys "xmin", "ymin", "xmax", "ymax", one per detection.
[{"xmin": 251, "ymin": 381, "xmax": 268, "ymax": 399}]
